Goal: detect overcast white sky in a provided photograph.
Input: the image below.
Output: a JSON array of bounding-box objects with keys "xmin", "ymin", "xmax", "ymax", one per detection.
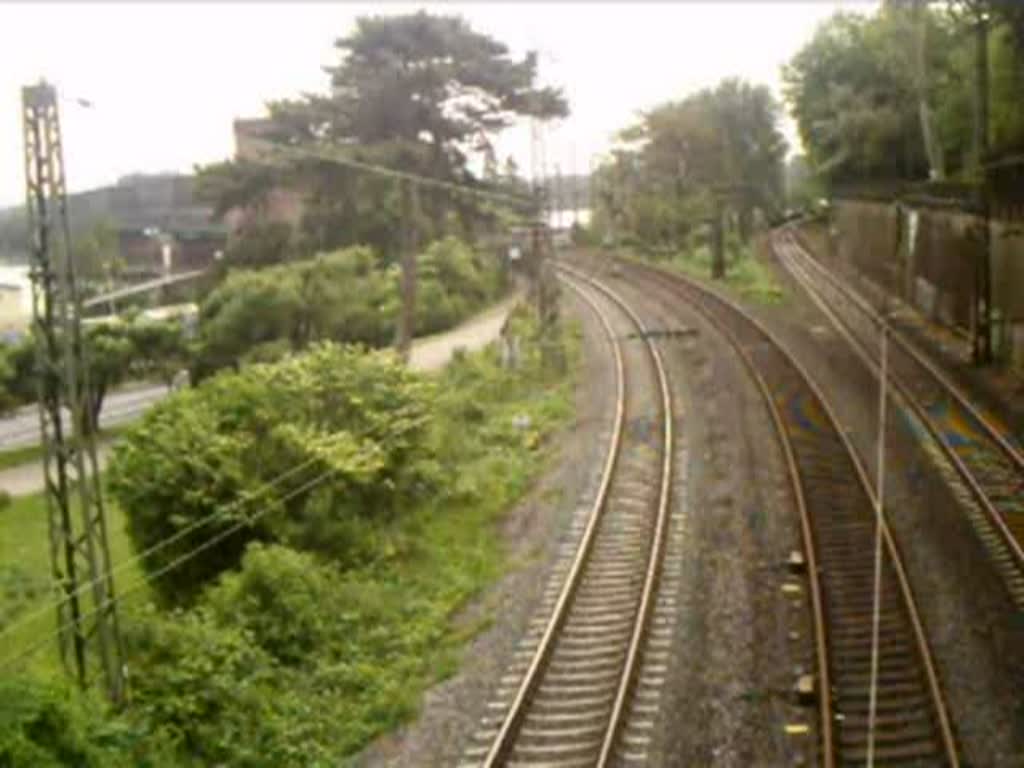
[{"xmin": 0, "ymin": 1, "xmax": 874, "ymax": 208}]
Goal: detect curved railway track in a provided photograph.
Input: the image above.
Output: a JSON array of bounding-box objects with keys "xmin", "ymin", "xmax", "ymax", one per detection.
[
  {"xmin": 461, "ymin": 270, "xmax": 674, "ymax": 767},
  {"xmin": 773, "ymin": 230, "xmax": 1024, "ymax": 608},
  {"xmin": 600, "ymin": 256, "xmax": 960, "ymax": 767}
]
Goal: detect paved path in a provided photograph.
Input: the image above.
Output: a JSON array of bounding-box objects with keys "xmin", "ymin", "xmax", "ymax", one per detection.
[
  {"xmin": 0, "ymin": 384, "xmax": 170, "ymax": 451},
  {"xmin": 409, "ymin": 292, "xmax": 520, "ymax": 372},
  {"xmin": 0, "ymin": 294, "xmax": 521, "ymax": 497}
]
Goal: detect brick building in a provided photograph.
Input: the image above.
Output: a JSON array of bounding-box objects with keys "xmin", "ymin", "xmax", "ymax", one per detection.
[{"xmin": 223, "ymin": 118, "xmax": 307, "ymax": 235}]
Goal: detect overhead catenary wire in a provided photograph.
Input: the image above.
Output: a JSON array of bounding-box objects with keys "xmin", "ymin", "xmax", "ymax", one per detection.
[{"xmin": 258, "ymin": 142, "xmax": 537, "ymax": 212}]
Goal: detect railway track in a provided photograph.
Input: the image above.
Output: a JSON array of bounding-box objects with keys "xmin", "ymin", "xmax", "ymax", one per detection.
[
  {"xmin": 773, "ymin": 230, "xmax": 1024, "ymax": 609},
  {"xmin": 601, "ymin": 256, "xmax": 960, "ymax": 767},
  {"xmin": 460, "ymin": 269, "xmax": 675, "ymax": 766}
]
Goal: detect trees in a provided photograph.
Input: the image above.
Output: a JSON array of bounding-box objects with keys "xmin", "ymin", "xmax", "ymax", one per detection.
[
  {"xmin": 0, "ymin": 319, "xmax": 188, "ymax": 430},
  {"xmin": 191, "ymin": 240, "xmax": 500, "ymax": 378},
  {"xmin": 108, "ymin": 344, "xmax": 437, "ymax": 603},
  {"xmin": 198, "ymin": 12, "xmax": 565, "ymax": 257},
  {"xmin": 81, "ymin": 323, "xmax": 136, "ymax": 433},
  {"xmin": 783, "ymin": 12, "xmax": 928, "ymax": 185},
  {"xmin": 784, "ymin": 2, "xmax": 1024, "ymax": 188},
  {"xmin": 591, "ymin": 78, "xmax": 786, "ymax": 251}
]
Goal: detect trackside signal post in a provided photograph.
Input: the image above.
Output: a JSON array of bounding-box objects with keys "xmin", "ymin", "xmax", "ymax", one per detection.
[{"xmin": 22, "ymin": 81, "xmax": 125, "ymax": 702}]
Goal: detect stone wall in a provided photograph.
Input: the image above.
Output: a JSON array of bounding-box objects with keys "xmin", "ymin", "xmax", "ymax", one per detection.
[{"xmin": 823, "ymin": 198, "xmax": 1024, "ymax": 368}]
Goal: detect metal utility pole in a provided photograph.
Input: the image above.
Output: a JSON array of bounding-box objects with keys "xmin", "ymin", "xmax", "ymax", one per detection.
[
  {"xmin": 710, "ymin": 188, "xmax": 726, "ymax": 279},
  {"xmin": 972, "ymin": 9, "xmax": 993, "ymax": 364},
  {"xmin": 554, "ymin": 164, "xmax": 563, "ymax": 231},
  {"xmin": 570, "ymin": 144, "xmax": 580, "ymax": 229},
  {"xmin": 22, "ymin": 81, "xmax": 125, "ymax": 703},
  {"xmin": 395, "ymin": 177, "xmax": 420, "ymax": 360}
]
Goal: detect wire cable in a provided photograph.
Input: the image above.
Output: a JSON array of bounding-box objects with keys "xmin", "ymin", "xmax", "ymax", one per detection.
[
  {"xmin": 0, "ymin": 464, "xmax": 339, "ymax": 674},
  {"xmin": 0, "ymin": 454, "xmax": 322, "ymax": 644},
  {"xmin": 257, "ymin": 142, "xmax": 536, "ymax": 211},
  {"xmin": 3, "ymin": 409, "xmax": 428, "ymax": 650}
]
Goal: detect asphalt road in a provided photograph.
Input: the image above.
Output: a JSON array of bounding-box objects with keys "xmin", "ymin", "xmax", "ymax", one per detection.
[{"xmin": 0, "ymin": 384, "xmax": 170, "ymax": 451}]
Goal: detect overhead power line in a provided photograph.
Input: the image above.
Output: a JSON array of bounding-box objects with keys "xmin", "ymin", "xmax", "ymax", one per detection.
[{"xmin": 257, "ymin": 142, "xmax": 536, "ymax": 211}]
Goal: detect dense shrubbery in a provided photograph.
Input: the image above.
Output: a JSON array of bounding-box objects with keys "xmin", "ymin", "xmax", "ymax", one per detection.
[
  {"xmin": 108, "ymin": 343, "xmax": 436, "ymax": 603},
  {"xmin": 193, "ymin": 237, "xmax": 502, "ymax": 378},
  {"xmin": 99, "ymin": 304, "xmax": 577, "ymax": 764},
  {"xmin": 0, "ymin": 676, "xmax": 173, "ymax": 768},
  {"xmin": 4, "ymin": 301, "xmax": 575, "ymax": 766}
]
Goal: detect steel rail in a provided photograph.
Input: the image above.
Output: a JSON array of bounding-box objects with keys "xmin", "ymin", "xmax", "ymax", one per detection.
[
  {"xmin": 481, "ymin": 267, "xmax": 673, "ymax": 766},
  {"xmin": 480, "ymin": 274, "xmax": 625, "ymax": 766},
  {"xmin": 774, "ymin": 232, "xmax": 1024, "ymax": 580},
  {"xmin": 779, "ymin": 229, "xmax": 1024, "ymax": 472},
  {"xmin": 562, "ymin": 265, "xmax": 675, "ymax": 768},
  {"xmin": 613, "ymin": 255, "xmax": 960, "ymax": 767}
]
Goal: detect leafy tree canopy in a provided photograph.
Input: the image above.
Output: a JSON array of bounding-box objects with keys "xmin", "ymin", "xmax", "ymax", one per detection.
[
  {"xmin": 198, "ymin": 12, "xmax": 565, "ymax": 254},
  {"xmin": 591, "ymin": 78, "xmax": 786, "ymax": 249},
  {"xmin": 783, "ymin": 2, "xmax": 1024, "ymax": 188}
]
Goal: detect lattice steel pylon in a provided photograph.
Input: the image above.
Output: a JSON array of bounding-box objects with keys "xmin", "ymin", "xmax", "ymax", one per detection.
[{"xmin": 21, "ymin": 81, "xmax": 125, "ymax": 702}]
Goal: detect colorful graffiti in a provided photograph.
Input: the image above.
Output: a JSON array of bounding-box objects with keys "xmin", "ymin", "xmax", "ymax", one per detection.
[{"xmin": 779, "ymin": 391, "xmax": 830, "ymax": 436}]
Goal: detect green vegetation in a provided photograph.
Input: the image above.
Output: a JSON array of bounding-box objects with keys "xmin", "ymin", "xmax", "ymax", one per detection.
[
  {"xmin": 623, "ymin": 237, "xmax": 785, "ymax": 305},
  {"xmin": 0, "ymin": 492, "xmax": 151, "ymax": 681},
  {"xmin": 0, "ymin": 676, "xmax": 170, "ymax": 768},
  {"xmin": 193, "ymin": 237, "xmax": 503, "ymax": 378},
  {"xmin": 109, "ymin": 343, "xmax": 438, "ymax": 602},
  {"xmin": 0, "ymin": 318, "xmax": 187, "ymax": 434},
  {"xmin": 588, "ymin": 77, "xmax": 786, "ymax": 273},
  {"xmin": 666, "ymin": 245, "xmax": 784, "ymax": 305},
  {"xmin": 0, "ymin": 235, "xmax": 502, "ymax": 428},
  {"xmin": 783, "ymin": 2, "xmax": 1024, "ymax": 188},
  {"xmin": 1, "ymin": 304, "xmax": 578, "ymax": 766}
]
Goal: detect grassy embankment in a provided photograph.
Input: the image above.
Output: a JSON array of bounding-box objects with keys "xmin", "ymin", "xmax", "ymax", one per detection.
[{"xmin": 617, "ymin": 236, "xmax": 786, "ymax": 305}]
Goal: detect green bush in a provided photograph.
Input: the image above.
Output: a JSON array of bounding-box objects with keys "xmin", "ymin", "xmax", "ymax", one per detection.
[
  {"xmin": 203, "ymin": 544, "xmax": 340, "ymax": 665},
  {"xmin": 105, "ymin": 307, "xmax": 578, "ymax": 765},
  {"xmin": 0, "ymin": 676, "xmax": 173, "ymax": 768},
  {"xmin": 192, "ymin": 267, "xmax": 305, "ymax": 379},
  {"xmin": 108, "ymin": 343, "xmax": 437, "ymax": 603},
  {"xmin": 124, "ymin": 606, "xmax": 296, "ymax": 766},
  {"xmin": 194, "ymin": 238, "xmax": 500, "ymax": 376}
]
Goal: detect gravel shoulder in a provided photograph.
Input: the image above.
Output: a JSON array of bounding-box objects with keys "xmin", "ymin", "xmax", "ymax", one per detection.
[{"xmin": 609, "ymin": 270, "xmax": 812, "ymax": 768}]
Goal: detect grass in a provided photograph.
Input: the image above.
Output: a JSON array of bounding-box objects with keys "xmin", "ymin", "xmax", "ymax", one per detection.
[
  {"xmin": 625, "ymin": 241, "xmax": 786, "ymax": 305},
  {"xmin": 0, "ymin": 489, "xmax": 151, "ymax": 680}
]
